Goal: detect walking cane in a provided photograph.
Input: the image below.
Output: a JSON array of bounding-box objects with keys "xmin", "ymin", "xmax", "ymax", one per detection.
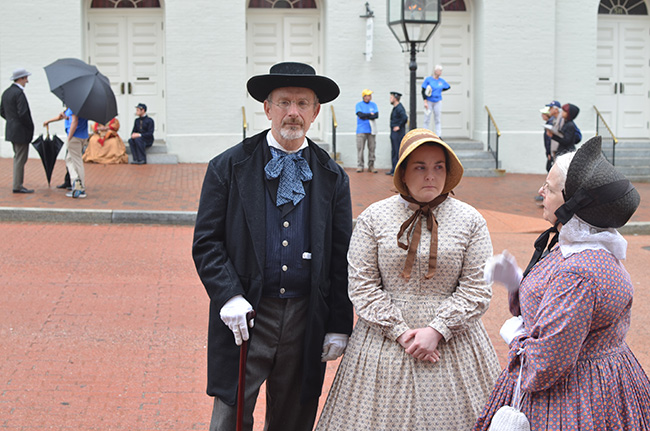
[{"xmin": 237, "ymin": 310, "xmax": 256, "ymax": 431}]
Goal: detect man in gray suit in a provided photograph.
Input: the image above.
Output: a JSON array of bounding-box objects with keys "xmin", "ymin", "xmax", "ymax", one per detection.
[
  {"xmin": 1, "ymin": 68, "xmax": 35, "ymax": 193},
  {"xmin": 193, "ymin": 62, "xmax": 353, "ymax": 431}
]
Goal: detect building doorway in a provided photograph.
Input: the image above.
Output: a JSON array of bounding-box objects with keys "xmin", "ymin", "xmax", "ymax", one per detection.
[
  {"xmin": 419, "ymin": 0, "xmax": 472, "ymax": 138},
  {"xmin": 246, "ymin": 0, "xmax": 323, "ymax": 138},
  {"xmin": 596, "ymin": 0, "xmax": 650, "ymax": 138},
  {"xmin": 86, "ymin": 0, "xmax": 166, "ymax": 139}
]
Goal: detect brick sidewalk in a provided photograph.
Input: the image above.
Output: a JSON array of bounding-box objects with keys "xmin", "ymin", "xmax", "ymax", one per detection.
[
  {"xmin": 1, "ymin": 224, "xmax": 649, "ymax": 430},
  {"xmin": 1, "ymin": 158, "xmax": 649, "ymax": 224},
  {"xmin": 1, "ymin": 155, "xmax": 650, "ymax": 430}
]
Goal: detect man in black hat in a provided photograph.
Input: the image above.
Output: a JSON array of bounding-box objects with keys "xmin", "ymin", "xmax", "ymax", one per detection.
[
  {"xmin": 387, "ymin": 91, "xmax": 407, "ymax": 175},
  {"xmin": 1, "ymin": 68, "xmax": 35, "ymax": 193},
  {"xmin": 128, "ymin": 103, "xmax": 154, "ymax": 164},
  {"xmin": 192, "ymin": 62, "xmax": 353, "ymax": 431}
]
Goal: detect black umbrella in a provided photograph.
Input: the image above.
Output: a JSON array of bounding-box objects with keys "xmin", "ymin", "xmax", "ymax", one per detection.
[
  {"xmin": 31, "ymin": 127, "xmax": 64, "ymax": 186},
  {"xmin": 44, "ymin": 58, "xmax": 118, "ymax": 125}
]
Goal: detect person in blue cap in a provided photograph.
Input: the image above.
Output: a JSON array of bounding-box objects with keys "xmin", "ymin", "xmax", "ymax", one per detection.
[
  {"xmin": 128, "ymin": 103, "xmax": 154, "ymax": 164},
  {"xmin": 545, "ymin": 100, "xmax": 563, "ymax": 160}
]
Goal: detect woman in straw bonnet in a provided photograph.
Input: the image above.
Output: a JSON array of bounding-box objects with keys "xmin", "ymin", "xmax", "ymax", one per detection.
[
  {"xmin": 316, "ymin": 128, "xmax": 500, "ymax": 431},
  {"xmin": 474, "ymin": 136, "xmax": 650, "ymax": 430}
]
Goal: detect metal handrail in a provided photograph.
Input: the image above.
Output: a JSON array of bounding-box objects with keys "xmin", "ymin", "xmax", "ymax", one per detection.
[
  {"xmin": 484, "ymin": 106, "xmax": 501, "ymax": 169},
  {"xmin": 593, "ymin": 105, "xmax": 618, "ymax": 165},
  {"xmin": 241, "ymin": 106, "xmax": 248, "ymax": 140},
  {"xmin": 331, "ymin": 105, "xmax": 338, "ymax": 162}
]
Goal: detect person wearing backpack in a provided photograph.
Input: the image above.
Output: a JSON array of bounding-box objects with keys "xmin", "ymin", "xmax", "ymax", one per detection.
[{"xmin": 546, "ymin": 103, "xmax": 579, "ymax": 156}]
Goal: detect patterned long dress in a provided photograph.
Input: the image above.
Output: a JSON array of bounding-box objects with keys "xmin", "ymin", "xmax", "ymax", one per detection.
[
  {"xmin": 315, "ymin": 195, "xmax": 500, "ymax": 431},
  {"xmin": 473, "ymin": 247, "xmax": 650, "ymax": 430}
]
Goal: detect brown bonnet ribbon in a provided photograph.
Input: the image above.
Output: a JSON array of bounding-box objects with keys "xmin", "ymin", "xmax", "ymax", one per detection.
[{"xmin": 397, "ymin": 193, "xmax": 448, "ymax": 280}]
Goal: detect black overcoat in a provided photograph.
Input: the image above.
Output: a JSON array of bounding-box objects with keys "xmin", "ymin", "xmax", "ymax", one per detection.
[
  {"xmin": 192, "ymin": 130, "xmax": 353, "ymax": 406},
  {"xmin": 0, "ymin": 84, "xmax": 34, "ymax": 144}
]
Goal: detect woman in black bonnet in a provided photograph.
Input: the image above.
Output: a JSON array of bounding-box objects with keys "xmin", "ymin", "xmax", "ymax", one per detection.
[{"xmin": 475, "ymin": 136, "xmax": 650, "ymax": 430}]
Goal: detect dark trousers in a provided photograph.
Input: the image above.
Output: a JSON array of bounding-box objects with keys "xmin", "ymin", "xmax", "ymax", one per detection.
[
  {"xmin": 390, "ymin": 129, "xmax": 405, "ymax": 173},
  {"xmin": 209, "ymin": 297, "xmax": 318, "ymax": 431},
  {"xmin": 128, "ymin": 137, "xmax": 152, "ymax": 162}
]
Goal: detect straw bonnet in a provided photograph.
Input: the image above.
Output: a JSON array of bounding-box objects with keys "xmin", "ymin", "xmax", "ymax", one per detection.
[
  {"xmin": 393, "ymin": 128, "xmax": 464, "ymax": 197},
  {"xmin": 10, "ymin": 68, "xmax": 31, "ymax": 81},
  {"xmin": 247, "ymin": 62, "xmax": 340, "ymax": 104},
  {"xmin": 555, "ymin": 135, "xmax": 640, "ymax": 228}
]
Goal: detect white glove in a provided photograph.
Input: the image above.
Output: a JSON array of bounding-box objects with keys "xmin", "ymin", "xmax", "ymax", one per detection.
[
  {"xmin": 321, "ymin": 333, "xmax": 349, "ymax": 362},
  {"xmin": 484, "ymin": 250, "xmax": 523, "ymax": 293},
  {"xmin": 500, "ymin": 315, "xmax": 526, "ymax": 345},
  {"xmin": 219, "ymin": 295, "xmax": 254, "ymax": 346}
]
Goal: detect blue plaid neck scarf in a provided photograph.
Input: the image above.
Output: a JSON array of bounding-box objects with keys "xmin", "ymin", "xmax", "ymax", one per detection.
[{"xmin": 265, "ymin": 146, "xmax": 313, "ymax": 207}]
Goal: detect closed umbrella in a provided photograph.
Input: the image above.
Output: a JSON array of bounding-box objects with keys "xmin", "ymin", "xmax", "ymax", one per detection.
[
  {"xmin": 44, "ymin": 58, "xmax": 118, "ymax": 124},
  {"xmin": 31, "ymin": 126, "xmax": 64, "ymax": 186}
]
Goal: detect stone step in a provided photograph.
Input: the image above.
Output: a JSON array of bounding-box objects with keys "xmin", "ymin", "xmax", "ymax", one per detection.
[
  {"xmin": 444, "ymin": 139, "xmax": 484, "ymax": 151},
  {"xmin": 600, "ymin": 139, "xmax": 650, "ymax": 181},
  {"xmin": 127, "ymin": 153, "xmax": 179, "ymax": 164},
  {"xmin": 124, "ymin": 141, "xmax": 178, "ymax": 164},
  {"xmin": 323, "ymin": 137, "xmax": 501, "ymax": 177}
]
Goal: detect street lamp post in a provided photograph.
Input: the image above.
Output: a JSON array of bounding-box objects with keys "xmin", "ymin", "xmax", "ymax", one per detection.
[{"xmin": 387, "ymin": 0, "xmax": 441, "ymax": 130}]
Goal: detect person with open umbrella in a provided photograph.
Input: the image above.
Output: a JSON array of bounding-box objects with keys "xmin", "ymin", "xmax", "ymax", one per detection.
[
  {"xmin": 42, "ymin": 58, "xmax": 118, "ymax": 198},
  {"xmin": 43, "ymin": 107, "xmax": 89, "ymax": 198},
  {"xmin": 1, "ymin": 68, "xmax": 35, "ymax": 194}
]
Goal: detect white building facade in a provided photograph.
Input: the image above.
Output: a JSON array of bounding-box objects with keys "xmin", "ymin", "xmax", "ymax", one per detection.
[{"xmin": 1, "ymin": 0, "xmax": 648, "ymax": 173}]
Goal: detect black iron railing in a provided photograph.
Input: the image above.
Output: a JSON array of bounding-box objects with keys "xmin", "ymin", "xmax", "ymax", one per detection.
[
  {"xmin": 331, "ymin": 105, "xmax": 338, "ymax": 162},
  {"xmin": 241, "ymin": 106, "xmax": 248, "ymax": 140},
  {"xmin": 485, "ymin": 106, "xmax": 501, "ymax": 169},
  {"xmin": 593, "ymin": 105, "xmax": 617, "ymax": 165}
]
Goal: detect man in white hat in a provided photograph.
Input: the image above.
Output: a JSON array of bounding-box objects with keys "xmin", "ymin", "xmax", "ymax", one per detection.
[
  {"xmin": 1, "ymin": 68, "xmax": 35, "ymax": 193},
  {"xmin": 193, "ymin": 62, "xmax": 353, "ymax": 431}
]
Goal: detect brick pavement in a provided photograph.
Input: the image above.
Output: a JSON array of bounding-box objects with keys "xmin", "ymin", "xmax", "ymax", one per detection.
[
  {"xmin": 1, "ymin": 158, "xmax": 649, "ymax": 224},
  {"xmin": 1, "ymin": 156, "xmax": 650, "ymax": 430}
]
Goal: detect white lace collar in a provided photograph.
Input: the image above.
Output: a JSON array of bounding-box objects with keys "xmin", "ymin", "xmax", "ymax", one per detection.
[{"xmin": 559, "ymin": 215, "xmax": 627, "ymax": 260}]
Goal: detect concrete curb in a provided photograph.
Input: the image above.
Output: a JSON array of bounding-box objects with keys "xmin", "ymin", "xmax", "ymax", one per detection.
[
  {"xmin": 1, "ymin": 207, "xmax": 649, "ymax": 234},
  {"xmin": 618, "ymin": 222, "xmax": 650, "ymax": 236},
  {"xmin": 0, "ymin": 207, "xmax": 196, "ymax": 226}
]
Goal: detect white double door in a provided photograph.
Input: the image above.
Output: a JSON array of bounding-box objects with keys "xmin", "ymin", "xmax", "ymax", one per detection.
[
  {"xmin": 87, "ymin": 11, "xmax": 165, "ymax": 139},
  {"xmin": 418, "ymin": 12, "xmax": 472, "ymax": 138},
  {"xmin": 596, "ymin": 17, "xmax": 650, "ymax": 138},
  {"xmin": 246, "ymin": 12, "xmax": 322, "ymax": 139}
]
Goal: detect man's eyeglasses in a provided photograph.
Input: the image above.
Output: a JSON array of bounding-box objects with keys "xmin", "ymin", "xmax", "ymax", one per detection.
[{"xmin": 269, "ymin": 100, "xmax": 315, "ymax": 112}]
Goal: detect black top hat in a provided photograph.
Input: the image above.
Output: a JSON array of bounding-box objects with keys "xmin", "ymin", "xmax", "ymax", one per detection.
[
  {"xmin": 555, "ymin": 135, "xmax": 640, "ymax": 228},
  {"xmin": 246, "ymin": 62, "xmax": 340, "ymax": 104}
]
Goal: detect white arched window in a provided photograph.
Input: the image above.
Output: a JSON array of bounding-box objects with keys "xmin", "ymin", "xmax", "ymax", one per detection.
[
  {"xmin": 599, "ymin": 0, "xmax": 648, "ymax": 15},
  {"xmin": 90, "ymin": 0, "xmax": 160, "ymax": 8},
  {"xmin": 442, "ymin": 0, "xmax": 467, "ymax": 11},
  {"xmin": 248, "ymin": 0, "xmax": 316, "ymax": 8}
]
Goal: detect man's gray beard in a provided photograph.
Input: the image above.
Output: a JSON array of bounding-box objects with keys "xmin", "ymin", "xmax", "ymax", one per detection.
[{"xmin": 280, "ymin": 126, "xmax": 305, "ymax": 141}]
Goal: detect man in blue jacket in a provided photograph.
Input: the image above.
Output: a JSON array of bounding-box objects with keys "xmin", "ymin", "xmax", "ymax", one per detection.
[
  {"xmin": 355, "ymin": 89, "xmax": 379, "ymax": 173},
  {"xmin": 193, "ymin": 62, "xmax": 353, "ymax": 431},
  {"xmin": 421, "ymin": 65, "xmax": 450, "ymax": 137},
  {"xmin": 128, "ymin": 103, "xmax": 154, "ymax": 164}
]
